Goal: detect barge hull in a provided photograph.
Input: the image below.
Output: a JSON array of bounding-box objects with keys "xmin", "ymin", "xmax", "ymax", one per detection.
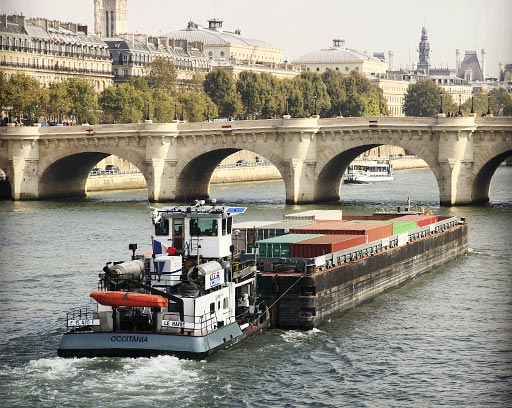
[
  {"xmin": 57, "ymin": 322, "xmax": 244, "ymax": 359},
  {"xmin": 258, "ymin": 223, "xmax": 468, "ymax": 329}
]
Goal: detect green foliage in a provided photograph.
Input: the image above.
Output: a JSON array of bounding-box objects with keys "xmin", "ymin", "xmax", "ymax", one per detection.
[
  {"xmin": 178, "ymin": 92, "xmax": 217, "ymax": 122},
  {"xmin": 147, "ymin": 58, "xmax": 177, "ymax": 96},
  {"xmin": 204, "ymin": 70, "xmax": 241, "ymax": 118},
  {"xmin": 98, "ymin": 82, "xmax": 144, "ymax": 123},
  {"xmin": 63, "ymin": 78, "xmax": 97, "ymax": 124},
  {"xmin": 403, "ymin": 79, "xmax": 443, "ymax": 117},
  {"xmin": 2, "ymin": 72, "xmax": 46, "ymax": 124},
  {"xmin": 489, "ymin": 87, "xmax": 512, "ymax": 116},
  {"xmin": 290, "ymin": 71, "xmax": 330, "ymax": 117}
]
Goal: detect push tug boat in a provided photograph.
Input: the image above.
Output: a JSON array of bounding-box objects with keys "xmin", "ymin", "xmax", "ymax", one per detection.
[{"xmin": 58, "ymin": 200, "xmax": 269, "ymax": 359}]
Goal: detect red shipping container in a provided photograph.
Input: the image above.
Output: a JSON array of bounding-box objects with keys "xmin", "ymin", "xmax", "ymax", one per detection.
[
  {"xmin": 393, "ymin": 214, "xmax": 438, "ymax": 227},
  {"xmin": 290, "ymin": 234, "xmax": 366, "ymax": 258},
  {"xmin": 289, "ymin": 221, "xmax": 393, "ymax": 243},
  {"xmin": 343, "ymin": 215, "xmax": 396, "ymax": 221}
]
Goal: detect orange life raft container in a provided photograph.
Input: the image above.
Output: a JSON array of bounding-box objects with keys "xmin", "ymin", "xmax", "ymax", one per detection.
[{"xmin": 90, "ymin": 291, "xmax": 168, "ymax": 308}]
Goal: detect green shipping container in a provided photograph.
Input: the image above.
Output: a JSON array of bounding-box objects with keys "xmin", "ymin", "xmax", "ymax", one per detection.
[
  {"xmin": 350, "ymin": 219, "xmax": 418, "ymax": 235},
  {"xmin": 391, "ymin": 220, "xmax": 418, "ymax": 234},
  {"xmin": 256, "ymin": 234, "xmax": 322, "ymax": 258}
]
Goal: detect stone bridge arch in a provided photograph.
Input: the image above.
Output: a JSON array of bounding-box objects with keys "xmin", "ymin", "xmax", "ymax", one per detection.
[
  {"xmin": 37, "ymin": 144, "xmax": 149, "ymax": 199},
  {"xmin": 172, "ymin": 142, "xmax": 286, "ymax": 201},
  {"xmin": 314, "ymin": 138, "xmax": 441, "ymax": 203},
  {"xmin": 472, "ymin": 140, "xmax": 512, "ymax": 204}
]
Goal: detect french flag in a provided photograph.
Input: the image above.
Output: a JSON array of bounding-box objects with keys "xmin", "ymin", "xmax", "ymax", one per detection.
[{"xmin": 152, "ymin": 239, "xmax": 169, "ymax": 257}]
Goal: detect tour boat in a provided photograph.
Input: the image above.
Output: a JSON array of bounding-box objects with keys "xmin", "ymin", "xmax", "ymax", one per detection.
[
  {"xmin": 58, "ymin": 200, "xmax": 269, "ymax": 359},
  {"xmin": 343, "ymin": 160, "xmax": 393, "ymax": 184}
]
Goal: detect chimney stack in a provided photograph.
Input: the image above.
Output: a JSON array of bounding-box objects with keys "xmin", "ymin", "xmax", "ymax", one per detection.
[
  {"xmin": 481, "ymin": 49, "xmax": 486, "ymax": 80},
  {"xmin": 388, "ymin": 50, "xmax": 394, "ymax": 71},
  {"xmin": 456, "ymin": 49, "xmax": 461, "ymax": 75}
]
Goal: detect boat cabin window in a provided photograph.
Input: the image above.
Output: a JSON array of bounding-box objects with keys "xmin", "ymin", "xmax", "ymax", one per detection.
[
  {"xmin": 222, "ymin": 218, "xmax": 232, "ymax": 236},
  {"xmin": 168, "ymin": 302, "xmax": 179, "ymax": 313},
  {"xmin": 223, "ymin": 297, "xmax": 229, "ymax": 309},
  {"xmin": 155, "ymin": 219, "xmax": 169, "ymax": 236},
  {"xmin": 210, "ymin": 302, "xmax": 215, "ymax": 314},
  {"xmin": 190, "ymin": 218, "xmax": 218, "ymax": 236}
]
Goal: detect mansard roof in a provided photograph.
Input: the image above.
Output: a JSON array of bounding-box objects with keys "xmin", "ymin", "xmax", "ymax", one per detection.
[{"xmin": 167, "ymin": 19, "xmax": 281, "ymax": 51}]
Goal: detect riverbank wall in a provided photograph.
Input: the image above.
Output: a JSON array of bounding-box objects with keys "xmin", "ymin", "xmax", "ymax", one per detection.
[{"xmin": 85, "ymin": 158, "xmax": 428, "ymax": 192}]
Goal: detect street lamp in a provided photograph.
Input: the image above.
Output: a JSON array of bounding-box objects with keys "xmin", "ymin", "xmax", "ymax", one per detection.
[
  {"xmin": 470, "ymin": 96, "xmax": 474, "ymax": 114},
  {"xmin": 313, "ymin": 94, "xmax": 318, "ymax": 116},
  {"xmin": 487, "ymin": 94, "xmax": 491, "ymax": 115},
  {"xmin": 439, "ymin": 91, "xmax": 444, "ymax": 114},
  {"xmin": 206, "ymin": 101, "xmax": 210, "ymax": 122},
  {"xmin": 174, "ymin": 102, "xmax": 178, "ymax": 121},
  {"xmin": 458, "ymin": 94, "xmax": 462, "ymax": 116},
  {"xmin": 285, "ymin": 96, "xmax": 289, "ymax": 116}
]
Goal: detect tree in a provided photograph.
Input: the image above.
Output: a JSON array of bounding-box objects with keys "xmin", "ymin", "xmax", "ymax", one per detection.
[
  {"xmin": 403, "ymin": 79, "xmax": 444, "ymax": 117},
  {"xmin": 63, "ymin": 78, "xmax": 97, "ymax": 124},
  {"xmin": 291, "ymin": 71, "xmax": 330, "ymax": 117},
  {"xmin": 489, "ymin": 87, "xmax": 512, "ymax": 116},
  {"xmin": 4, "ymin": 73, "xmax": 46, "ymax": 124},
  {"xmin": 321, "ymin": 70, "xmax": 346, "ymax": 117},
  {"xmin": 98, "ymin": 82, "xmax": 145, "ymax": 123},
  {"xmin": 204, "ymin": 70, "xmax": 241, "ymax": 118},
  {"xmin": 338, "ymin": 71, "xmax": 388, "ymax": 117},
  {"xmin": 179, "ymin": 92, "xmax": 217, "ymax": 122},
  {"xmin": 147, "ymin": 57, "xmax": 177, "ymax": 96},
  {"xmin": 150, "ymin": 89, "xmax": 174, "ymax": 122}
]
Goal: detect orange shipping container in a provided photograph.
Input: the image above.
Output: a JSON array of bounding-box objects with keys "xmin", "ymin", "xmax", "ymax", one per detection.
[
  {"xmin": 290, "ymin": 234, "xmax": 366, "ymax": 258},
  {"xmin": 289, "ymin": 221, "xmax": 393, "ymax": 243}
]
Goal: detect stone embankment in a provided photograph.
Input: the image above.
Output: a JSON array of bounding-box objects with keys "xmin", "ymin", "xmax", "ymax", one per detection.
[{"xmin": 85, "ymin": 158, "xmax": 428, "ymax": 192}]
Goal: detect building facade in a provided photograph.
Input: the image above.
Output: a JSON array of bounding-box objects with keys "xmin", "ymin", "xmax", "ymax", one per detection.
[
  {"xmin": 0, "ymin": 14, "xmax": 113, "ymax": 92},
  {"xmin": 168, "ymin": 19, "xmax": 285, "ymax": 67},
  {"xmin": 104, "ymin": 34, "xmax": 211, "ymax": 85}
]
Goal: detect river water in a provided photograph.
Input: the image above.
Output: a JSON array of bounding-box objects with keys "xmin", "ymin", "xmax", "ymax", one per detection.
[{"xmin": 0, "ymin": 167, "xmax": 511, "ymax": 407}]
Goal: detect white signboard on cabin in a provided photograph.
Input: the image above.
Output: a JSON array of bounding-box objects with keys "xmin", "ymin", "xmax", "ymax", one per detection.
[{"xmin": 205, "ymin": 269, "xmax": 224, "ymax": 290}]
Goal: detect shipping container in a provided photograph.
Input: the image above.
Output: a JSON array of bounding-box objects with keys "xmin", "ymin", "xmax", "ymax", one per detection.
[
  {"xmin": 256, "ymin": 234, "xmax": 322, "ymax": 258},
  {"xmin": 350, "ymin": 219, "xmax": 418, "ymax": 235},
  {"xmin": 290, "ymin": 234, "xmax": 366, "ymax": 258},
  {"xmin": 289, "ymin": 221, "xmax": 393, "ymax": 243},
  {"xmin": 284, "ymin": 209, "xmax": 343, "ymax": 221},
  {"xmin": 343, "ymin": 215, "xmax": 397, "ymax": 221},
  {"xmin": 393, "ymin": 214, "xmax": 438, "ymax": 227},
  {"xmin": 233, "ymin": 220, "xmax": 315, "ymax": 251}
]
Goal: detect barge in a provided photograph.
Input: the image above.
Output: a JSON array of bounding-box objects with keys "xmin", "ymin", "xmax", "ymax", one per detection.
[{"xmin": 234, "ymin": 208, "xmax": 468, "ymax": 330}]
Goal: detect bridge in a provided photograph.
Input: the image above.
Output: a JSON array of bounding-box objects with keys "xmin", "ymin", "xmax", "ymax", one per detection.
[{"xmin": 0, "ymin": 115, "xmax": 511, "ymax": 205}]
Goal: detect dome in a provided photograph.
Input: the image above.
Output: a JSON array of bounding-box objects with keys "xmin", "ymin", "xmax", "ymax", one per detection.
[{"xmin": 293, "ymin": 39, "xmax": 383, "ymax": 64}]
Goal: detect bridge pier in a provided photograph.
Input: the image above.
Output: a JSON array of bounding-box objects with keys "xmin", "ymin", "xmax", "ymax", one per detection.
[
  {"xmin": 436, "ymin": 121, "xmax": 476, "ymax": 205},
  {"xmin": 10, "ymin": 137, "xmax": 40, "ymax": 200}
]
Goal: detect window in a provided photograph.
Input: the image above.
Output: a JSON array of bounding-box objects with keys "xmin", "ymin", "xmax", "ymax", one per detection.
[
  {"xmin": 210, "ymin": 302, "xmax": 215, "ymax": 314},
  {"xmin": 190, "ymin": 218, "xmax": 218, "ymax": 236},
  {"xmin": 223, "ymin": 297, "xmax": 229, "ymax": 309},
  {"xmin": 155, "ymin": 218, "xmax": 169, "ymax": 236}
]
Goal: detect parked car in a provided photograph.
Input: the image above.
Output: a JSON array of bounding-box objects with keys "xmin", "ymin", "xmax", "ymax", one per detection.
[
  {"xmin": 236, "ymin": 159, "xmax": 248, "ymax": 166},
  {"xmin": 89, "ymin": 167, "xmax": 102, "ymax": 176},
  {"xmin": 104, "ymin": 165, "xmax": 120, "ymax": 174}
]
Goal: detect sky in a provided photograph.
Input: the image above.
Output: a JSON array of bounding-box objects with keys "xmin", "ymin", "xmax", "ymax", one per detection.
[{"xmin": 1, "ymin": 0, "xmax": 510, "ymax": 77}]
